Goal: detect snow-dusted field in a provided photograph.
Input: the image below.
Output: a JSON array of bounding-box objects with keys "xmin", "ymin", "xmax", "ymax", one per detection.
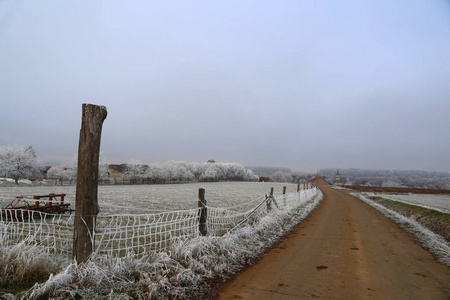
[
  {"xmin": 370, "ymin": 193, "xmax": 450, "ymax": 213},
  {"xmin": 0, "ymin": 182, "xmax": 299, "ymax": 215}
]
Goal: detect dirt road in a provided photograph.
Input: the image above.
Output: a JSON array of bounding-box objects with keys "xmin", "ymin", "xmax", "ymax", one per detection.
[{"xmin": 216, "ymin": 186, "xmax": 450, "ymax": 299}]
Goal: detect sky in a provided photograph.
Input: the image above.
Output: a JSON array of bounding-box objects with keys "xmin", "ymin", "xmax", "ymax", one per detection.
[{"xmin": 1, "ymin": 0, "xmax": 450, "ymax": 173}]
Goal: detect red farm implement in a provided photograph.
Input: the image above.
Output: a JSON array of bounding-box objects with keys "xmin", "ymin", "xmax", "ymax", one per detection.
[{"xmin": 1, "ymin": 193, "xmax": 72, "ymax": 221}]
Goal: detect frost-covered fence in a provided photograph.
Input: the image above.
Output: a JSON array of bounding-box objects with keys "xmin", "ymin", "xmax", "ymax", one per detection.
[
  {"xmin": 0, "ymin": 183, "xmax": 318, "ymax": 260},
  {"xmin": 93, "ymin": 184, "xmax": 318, "ymax": 257},
  {"xmin": 0, "ymin": 210, "xmax": 74, "ymax": 256},
  {"xmin": 94, "ymin": 209, "xmax": 200, "ymax": 257}
]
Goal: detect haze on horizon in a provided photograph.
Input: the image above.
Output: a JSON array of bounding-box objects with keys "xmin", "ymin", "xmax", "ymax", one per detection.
[{"xmin": 1, "ymin": 0, "xmax": 449, "ymax": 173}]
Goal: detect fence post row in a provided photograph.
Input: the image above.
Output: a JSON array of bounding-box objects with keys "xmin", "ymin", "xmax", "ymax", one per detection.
[
  {"xmin": 198, "ymin": 183, "xmax": 311, "ymax": 237},
  {"xmin": 73, "ymin": 104, "xmax": 107, "ymax": 264},
  {"xmin": 198, "ymin": 188, "xmax": 207, "ymax": 236}
]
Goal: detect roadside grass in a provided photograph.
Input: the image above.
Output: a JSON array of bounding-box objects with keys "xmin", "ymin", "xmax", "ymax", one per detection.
[
  {"xmin": 0, "ymin": 237, "xmax": 62, "ymax": 297},
  {"xmin": 354, "ymin": 193, "xmax": 450, "ymax": 266},
  {"xmin": 367, "ymin": 195, "xmax": 450, "ymax": 242},
  {"xmin": 26, "ymin": 192, "xmax": 322, "ymax": 299},
  {"xmin": 1, "ymin": 189, "xmax": 322, "ymax": 299}
]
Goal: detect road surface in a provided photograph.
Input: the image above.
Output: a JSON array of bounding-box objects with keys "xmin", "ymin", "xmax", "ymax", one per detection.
[{"xmin": 216, "ymin": 186, "xmax": 450, "ymax": 299}]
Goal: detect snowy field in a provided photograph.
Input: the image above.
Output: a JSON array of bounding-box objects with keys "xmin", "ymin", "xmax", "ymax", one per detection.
[
  {"xmin": 0, "ymin": 182, "xmax": 299, "ymax": 215},
  {"xmin": 368, "ymin": 193, "xmax": 450, "ymax": 214}
]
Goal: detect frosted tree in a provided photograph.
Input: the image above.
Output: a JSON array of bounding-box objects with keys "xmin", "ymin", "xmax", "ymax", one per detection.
[
  {"xmin": 203, "ymin": 164, "xmax": 218, "ymax": 181},
  {"xmin": 52, "ymin": 152, "xmax": 107, "ymax": 184},
  {"xmin": 125, "ymin": 159, "xmax": 146, "ymax": 183},
  {"xmin": 246, "ymin": 169, "xmax": 259, "ymax": 181},
  {"xmin": 47, "ymin": 165, "xmax": 72, "ymax": 185},
  {"xmin": 98, "ymin": 153, "xmax": 109, "ymax": 183},
  {"xmin": 0, "ymin": 145, "xmax": 40, "ymax": 184},
  {"xmin": 271, "ymin": 171, "xmax": 293, "ymax": 183}
]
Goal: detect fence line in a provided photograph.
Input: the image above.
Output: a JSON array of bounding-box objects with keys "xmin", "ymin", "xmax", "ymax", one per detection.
[{"xmin": 0, "ymin": 184, "xmax": 318, "ymax": 260}]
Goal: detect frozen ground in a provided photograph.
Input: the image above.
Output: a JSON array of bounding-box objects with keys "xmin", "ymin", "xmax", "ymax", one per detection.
[
  {"xmin": 365, "ymin": 193, "xmax": 450, "ymax": 213},
  {"xmin": 0, "ymin": 182, "xmax": 299, "ymax": 215}
]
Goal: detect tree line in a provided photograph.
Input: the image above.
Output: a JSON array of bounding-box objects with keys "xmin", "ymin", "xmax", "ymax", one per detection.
[
  {"xmin": 319, "ymin": 168, "xmax": 450, "ymax": 190},
  {"xmin": 0, "ymin": 145, "xmax": 261, "ymax": 184},
  {"xmin": 122, "ymin": 160, "xmax": 259, "ymax": 184}
]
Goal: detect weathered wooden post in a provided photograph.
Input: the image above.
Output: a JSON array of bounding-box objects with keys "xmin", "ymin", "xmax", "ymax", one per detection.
[
  {"xmin": 73, "ymin": 104, "xmax": 107, "ymax": 264},
  {"xmin": 198, "ymin": 188, "xmax": 207, "ymax": 236},
  {"xmin": 283, "ymin": 186, "xmax": 287, "ymax": 206},
  {"xmin": 266, "ymin": 187, "xmax": 274, "ymax": 211},
  {"xmin": 297, "ymin": 183, "xmax": 300, "ymax": 192}
]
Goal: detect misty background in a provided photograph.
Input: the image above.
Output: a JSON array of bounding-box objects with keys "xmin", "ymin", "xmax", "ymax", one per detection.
[{"xmin": 1, "ymin": 0, "xmax": 450, "ymax": 173}]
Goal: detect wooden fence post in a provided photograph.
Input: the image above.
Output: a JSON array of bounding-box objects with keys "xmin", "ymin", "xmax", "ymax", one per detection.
[
  {"xmin": 73, "ymin": 104, "xmax": 107, "ymax": 264},
  {"xmin": 297, "ymin": 183, "xmax": 300, "ymax": 192},
  {"xmin": 198, "ymin": 188, "xmax": 207, "ymax": 236},
  {"xmin": 266, "ymin": 187, "xmax": 274, "ymax": 211},
  {"xmin": 283, "ymin": 186, "xmax": 287, "ymax": 206}
]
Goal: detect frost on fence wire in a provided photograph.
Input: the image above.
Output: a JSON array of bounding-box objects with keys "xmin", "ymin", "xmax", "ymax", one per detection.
[
  {"xmin": 207, "ymin": 188, "xmax": 316, "ymax": 236},
  {"xmin": 94, "ymin": 208, "xmax": 201, "ymax": 258},
  {"xmin": 0, "ymin": 186, "xmax": 319, "ymax": 260},
  {"xmin": 0, "ymin": 209, "xmax": 73, "ymax": 255}
]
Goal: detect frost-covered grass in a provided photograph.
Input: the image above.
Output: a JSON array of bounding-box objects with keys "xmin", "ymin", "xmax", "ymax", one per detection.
[
  {"xmin": 353, "ymin": 193, "xmax": 450, "ymax": 266},
  {"xmin": 0, "ymin": 236, "xmax": 61, "ymax": 297},
  {"xmin": 360, "ymin": 194, "xmax": 450, "ymax": 242},
  {"xmin": 15, "ymin": 188, "xmax": 322, "ymax": 299},
  {"xmin": 0, "ymin": 178, "xmax": 34, "ymax": 185},
  {"xmin": 0, "ymin": 182, "xmax": 299, "ymax": 214},
  {"xmin": 369, "ymin": 193, "xmax": 450, "ymax": 214}
]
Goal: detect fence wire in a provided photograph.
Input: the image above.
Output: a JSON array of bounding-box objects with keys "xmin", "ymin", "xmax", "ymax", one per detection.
[
  {"xmin": 0, "ymin": 209, "xmax": 74, "ymax": 256},
  {"xmin": 0, "ymin": 185, "xmax": 318, "ymax": 260}
]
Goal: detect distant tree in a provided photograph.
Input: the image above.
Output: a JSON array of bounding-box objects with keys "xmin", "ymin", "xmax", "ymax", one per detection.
[
  {"xmin": 47, "ymin": 165, "xmax": 71, "ymax": 185},
  {"xmin": 246, "ymin": 169, "xmax": 259, "ymax": 181},
  {"xmin": 203, "ymin": 164, "xmax": 218, "ymax": 181},
  {"xmin": 271, "ymin": 171, "xmax": 293, "ymax": 183},
  {"xmin": 0, "ymin": 145, "xmax": 40, "ymax": 184},
  {"xmin": 207, "ymin": 159, "xmax": 216, "ymax": 164},
  {"xmin": 98, "ymin": 153, "xmax": 109, "ymax": 183},
  {"xmin": 125, "ymin": 159, "xmax": 146, "ymax": 184}
]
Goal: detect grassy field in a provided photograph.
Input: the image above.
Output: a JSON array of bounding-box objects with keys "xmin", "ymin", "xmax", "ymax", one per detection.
[{"xmin": 0, "ymin": 182, "xmax": 299, "ymax": 214}]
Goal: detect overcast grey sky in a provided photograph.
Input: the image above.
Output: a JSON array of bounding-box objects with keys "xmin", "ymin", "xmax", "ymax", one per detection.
[{"xmin": 1, "ymin": 0, "xmax": 450, "ymax": 173}]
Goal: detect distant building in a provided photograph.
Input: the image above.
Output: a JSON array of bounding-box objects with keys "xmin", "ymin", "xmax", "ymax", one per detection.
[
  {"xmin": 333, "ymin": 170, "xmax": 348, "ymax": 186},
  {"xmin": 107, "ymin": 164, "xmax": 126, "ymax": 183},
  {"xmin": 259, "ymin": 176, "xmax": 270, "ymax": 182}
]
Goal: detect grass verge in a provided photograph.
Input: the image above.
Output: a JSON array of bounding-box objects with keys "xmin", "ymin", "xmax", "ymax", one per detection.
[
  {"xmin": 367, "ymin": 195, "xmax": 450, "ymax": 243},
  {"xmin": 353, "ymin": 193, "xmax": 450, "ymax": 266}
]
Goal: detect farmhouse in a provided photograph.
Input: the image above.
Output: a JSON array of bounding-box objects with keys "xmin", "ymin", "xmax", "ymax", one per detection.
[{"xmin": 107, "ymin": 164, "xmax": 126, "ymax": 183}]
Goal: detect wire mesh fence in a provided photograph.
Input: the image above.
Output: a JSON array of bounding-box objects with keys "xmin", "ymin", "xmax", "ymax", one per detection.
[
  {"xmin": 0, "ymin": 209, "xmax": 74, "ymax": 256},
  {"xmin": 0, "ymin": 185, "xmax": 318, "ymax": 260}
]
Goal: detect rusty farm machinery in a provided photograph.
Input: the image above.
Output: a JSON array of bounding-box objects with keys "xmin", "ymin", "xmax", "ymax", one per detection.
[{"xmin": 1, "ymin": 193, "xmax": 73, "ymax": 221}]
